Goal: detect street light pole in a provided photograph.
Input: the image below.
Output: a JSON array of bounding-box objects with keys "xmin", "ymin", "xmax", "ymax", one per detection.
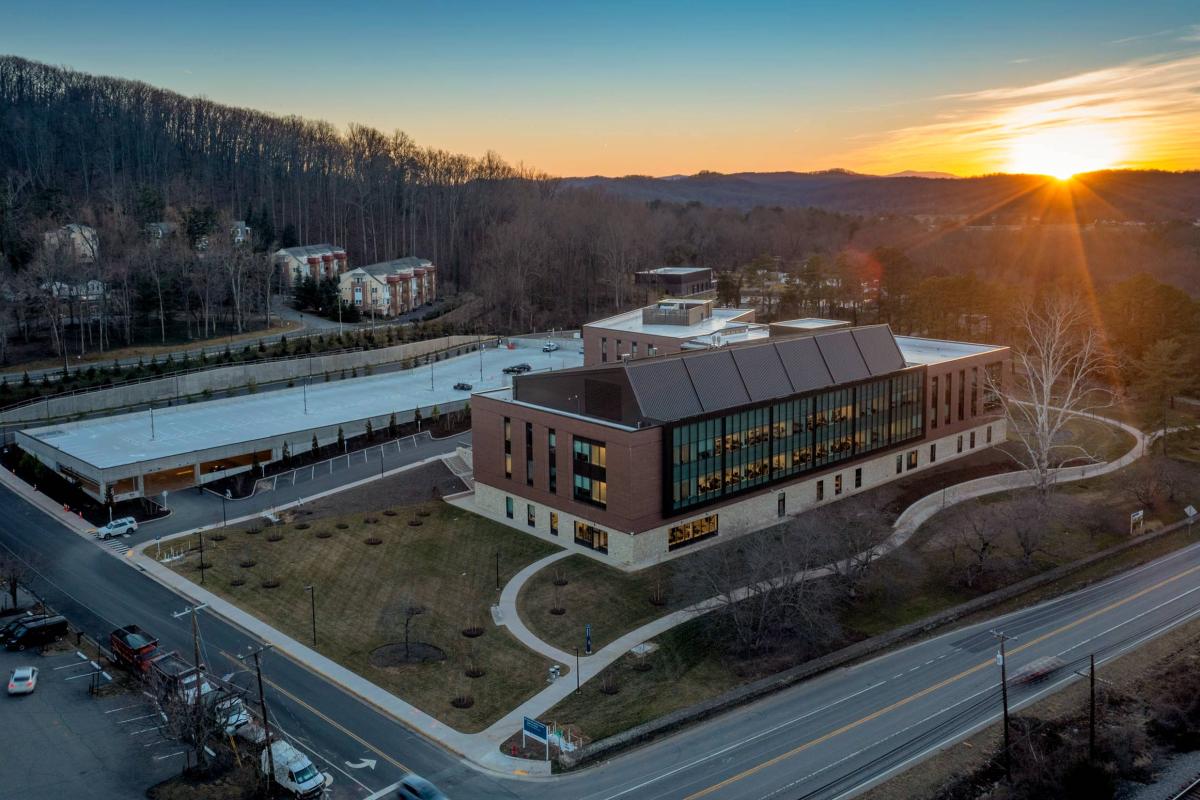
[{"xmin": 305, "ymin": 585, "xmax": 316, "ymax": 647}]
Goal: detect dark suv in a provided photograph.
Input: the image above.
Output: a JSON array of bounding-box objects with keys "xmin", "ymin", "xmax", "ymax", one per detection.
[{"xmin": 502, "ymin": 363, "xmax": 532, "ymax": 375}]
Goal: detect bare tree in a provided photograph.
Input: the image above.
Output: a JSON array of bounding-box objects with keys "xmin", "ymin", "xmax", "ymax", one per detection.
[
  {"xmin": 0, "ymin": 546, "xmax": 34, "ymax": 610},
  {"xmin": 991, "ymin": 296, "xmax": 1115, "ymax": 502},
  {"xmin": 794, "ymin": 505, "xmax": 891, "ymax": 599},
  {"xmin": 944, "ymin": 504, "xmax": 1000, "ymax": 589},
  {"xmin": 685, "ymin": 532, "xmax": 838, "ymax": 658}
]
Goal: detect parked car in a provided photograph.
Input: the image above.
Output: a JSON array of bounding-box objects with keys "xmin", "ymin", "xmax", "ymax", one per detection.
[
  {"xmin": 5, "ymin": 615, "xmax": 68, "ymax": 651},
  {"xmin": 96, "ymin": 517, "xmax": 138, "ymax": 539},
  {"xmin": 453, "ymin": 382, "xmax": 473, "ymax": 391},
  {"xmin": 261, "ymin": 740, "xmax": 326, "ymax": 799},
  {"xmin": 503, "ymin": 363, "xmax": 532, "ymax": 374},
  {"xmin": 0, "ymin": 613, "xmax": 47, "ymax": 645},
  {"xmin": 542, "ymin": 341, "xmax": 559, "ymax": 352},
  {"xmin": 6, "ymin": 666, "xmax": 38, "ymax": 695},
  {"xmin": 395, "ymin": 774, "xmax": 448, "ymax": 800}
]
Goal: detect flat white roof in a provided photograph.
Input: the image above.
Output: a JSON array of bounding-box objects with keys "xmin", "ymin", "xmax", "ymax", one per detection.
[
  {"xmin": 639, "ymin": 266, "xmax": 710, "ymax": 275},
  {"xmin": 23, "ymin": 339, "xmax": 583, "ymax": 471},
  {"xmin": 774, "ymin": 318, "xmax": 848, "ymax": 328},
  {"xmin": 895, "ymin": 335, "xmax": 1006, "ymax": 365},
  {"xmin": 585, "ymin": 306, "xmax": 753, "ymax": 340}
]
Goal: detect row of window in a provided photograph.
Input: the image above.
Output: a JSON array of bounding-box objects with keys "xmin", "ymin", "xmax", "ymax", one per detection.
[
  {"xmin": 600, "ymin": 336, "xmax": 658, "ymax": 363},
  {"xmin": 929, "ymin": 362, "xmax": 1002, "ymax": 431},
  {"xmin": 669, "ymin": 371, "xmax": 924, "ymax": 512}
]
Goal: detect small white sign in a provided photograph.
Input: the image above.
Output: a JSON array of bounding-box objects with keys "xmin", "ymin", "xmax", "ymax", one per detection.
[
  {"xmin": 1131, "ymin": 510, "xmax": 1145, "ymax": 524},
  {"xmin": 1186, "ymin": 505, "xmax": 1197, "ymax": 519},
  {"xmin": 996, "ymin": 650, "xmax": 1004, "ymax": 667}
]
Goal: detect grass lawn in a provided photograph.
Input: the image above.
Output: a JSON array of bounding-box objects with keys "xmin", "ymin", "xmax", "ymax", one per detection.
[
  {"xmin": 517, "ymin": 556, "xmax": 688, "ymax": 654},
  {"xmin": 166, "ymin": 501, "xmax": 561, "ymax": 732}
]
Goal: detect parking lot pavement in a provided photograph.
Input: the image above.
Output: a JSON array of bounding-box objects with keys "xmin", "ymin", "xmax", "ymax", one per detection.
[{"xmin": 0, "ymin": 645, "xmax": 180, "ymax": 799}]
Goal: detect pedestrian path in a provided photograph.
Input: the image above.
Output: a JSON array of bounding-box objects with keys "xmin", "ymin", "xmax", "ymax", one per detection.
[{"xmin": 101, "ymin": 536, "xmax": 131, "ymax": 555}]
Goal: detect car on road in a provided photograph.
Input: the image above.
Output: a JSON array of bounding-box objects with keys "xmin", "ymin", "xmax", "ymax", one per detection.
[
  {"xmin": 542, "ymin": 341, "xmax": 559, "ymax": 352},
  {"xmin": 502, "ymin": 363, "xmax": 532, "ymax": 374},
  {"xmin": 0, "ymin": 614, "xmax": 45, "ymax": 645},
  {"xmin": 1011, "ymin": 656, "xmax": 1065, "ymax": 684},
  {"xmin": 95, "ymin": 517, "xmax": 138, "ymax": 539},
  {"xmin": 453, "ymin": 382, "xmax": 473, "ymax": 391},
  {"xmin": 395, "ymin": 774, "xmax": 448, "ymax": 800},
  {"xmin": 7, "ymin": 666, "xmax": 38, "ymax": 695}
]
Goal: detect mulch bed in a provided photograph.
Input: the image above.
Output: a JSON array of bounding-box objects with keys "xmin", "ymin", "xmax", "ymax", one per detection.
[{"xmin": 369, "ymin": 642, "xmax": 447, "ymax": 666}]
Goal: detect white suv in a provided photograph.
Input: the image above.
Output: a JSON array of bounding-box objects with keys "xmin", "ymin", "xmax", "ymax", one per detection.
[{"xmin": 96, "ymin": 517, "xmax": 138, "ymax": 539}]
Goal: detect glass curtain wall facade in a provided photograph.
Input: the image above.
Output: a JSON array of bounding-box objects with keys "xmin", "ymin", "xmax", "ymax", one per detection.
[{"xmin": 668, "ymin": 369, "xmax": 925, "ymax": 513}]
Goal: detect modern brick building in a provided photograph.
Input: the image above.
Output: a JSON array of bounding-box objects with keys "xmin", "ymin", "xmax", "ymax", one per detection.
[
  {"xmin": 582, "ymin": 298, "xmax": 759, "ymax": 365},
  {"xmin": 471, "ymin": 321, "xmax": 1009, "ymax": 569}
]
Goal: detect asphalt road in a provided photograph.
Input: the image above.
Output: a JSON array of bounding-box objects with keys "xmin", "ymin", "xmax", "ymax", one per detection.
[{"xmin": 3, "ymin": 473, "xmax": 1199, "ymax": 799}]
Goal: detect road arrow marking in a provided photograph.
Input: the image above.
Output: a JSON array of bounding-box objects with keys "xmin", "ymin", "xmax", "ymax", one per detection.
[{"xmin": 344, "ymin": 758, "xmax": 377, "ymax": 770}]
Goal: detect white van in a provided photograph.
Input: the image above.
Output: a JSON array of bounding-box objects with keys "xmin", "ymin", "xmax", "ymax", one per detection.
[
  {"xmin": 96, "ymin": 517, "xmax": 138, "ymax": 539},
  {"xmin": 261, "ymin": 740, "xmax": 327, "ymax": 799}
]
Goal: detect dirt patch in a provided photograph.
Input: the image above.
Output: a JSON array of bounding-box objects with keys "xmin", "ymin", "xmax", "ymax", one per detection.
[
  {"xmin": 369, "ymin": 642, "xmax": 447, "ymax": 666},
  {"xmin": 145, "ymin": 760, "xmax": 262, "ymax": 800}
]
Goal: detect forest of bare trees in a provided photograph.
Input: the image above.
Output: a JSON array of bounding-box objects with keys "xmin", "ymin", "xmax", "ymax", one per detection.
[{"xmin": 1, "ymin": 56, "xmax": 1198, "ymax": 373}]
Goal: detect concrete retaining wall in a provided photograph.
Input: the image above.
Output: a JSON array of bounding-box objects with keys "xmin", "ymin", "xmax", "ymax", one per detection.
[
  {"xmin": 2, "ymin": 335, "xmax": 485, "ymax": 425},
  {"xmin": 559, "ymin": 513, "xmax": 1195, "ymax": 770}
]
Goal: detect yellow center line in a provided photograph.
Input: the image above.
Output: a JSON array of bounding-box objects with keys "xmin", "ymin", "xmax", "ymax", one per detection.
[
  {"xmin": 219, "ymin": 650, "xmax": 410, "ymax": 773},
  {"xmin": 684, "ymin": 562, "xmax": 1200, "ymax": 799}
]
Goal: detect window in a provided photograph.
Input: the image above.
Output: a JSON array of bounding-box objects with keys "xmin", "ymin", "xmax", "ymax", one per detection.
[
  {"xmin": 984, "ymin": 362, "xmax": 1003, "ymax": 410},
  {"xmin": 548, "ymin": 429, "xmax": 557, "ymax": 493},
  {"xmin": 957, "ymin": 435, "xmax": 963, "ymax": 454},
  {"xmin": 930, "ymin": 376, "xmax": 939, "ymax": 430},
  {"xmin": 525, "ymin": 422, "xmax": 534, "ymax": 486},
  {"xmin": 907, "ymin": 449, "xmax": 918, "ymax": 470},
  {"xmin": 969, "ymin": 431, "xmax": 976, "ymax": 449},
  {"xmin": 930, "ymin": 443, "xmax": 937, "ymax": 463},
  {"xmin": 549, "ymin": 512, "xmax": 558, "ymax": 536},
  {"xmin": 834, "ymin": 474, "xmax": 843, "ymax": 495},
  {"xmin": 986, "ymin": 425, "xmax": 993, "ymax": 444},
  {"xmin": 648, "ymin": 344, "xmax": 658, "ymax": 357},
  {"xmin": 505, "ymin": 496, "xmax": 513, "ymax": 519},
  {"xmin": 896, "ymin": 454, "xmax": 903, "ymax": 475},
  {"xmin": 777, "ymin": 492, "xmax": 786, "ymax": 517},
  {"xmin": 816, "ymin": 480, "xmax": 824, "ymax": 501},
  {"xmin": 574, "ymin": 521, "xmax": 608, "ymax": 553},
  {"xmin": 503, "ymin": 417, "xmax": 512, "ymax": 479},
  {"xmin": 958, "ymin": 369, "xmax": 966, "ymax": 421},
  {"xmin": 854, "ymin": 467, "xmax": 862, "ymax": 489},
  {"xmin": 668, "ymin": 514, "xmax": 719, "ymax": 550},
  {"xmin": 632, "ymin": 341, "xmax": 638, "ymax": 358},
  {"xmin": 601, "ymin": 337, "xmax": 607, "ymax": 363},
  {"xmin": 573, "ymin": 436, "xmax": 608, "ymax": 508},
  {"xmin": 944, "ymin": 372, "xmax": 952, "ymax": 426},
  {"xmin": 527, "ymin": 504, "xmax": 535, "ymax": 527}
]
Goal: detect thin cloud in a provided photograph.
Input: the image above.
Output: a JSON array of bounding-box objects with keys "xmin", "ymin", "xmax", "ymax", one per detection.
[
  {"xmin": 1109, "ymin": 28, "xmax": 1177, "ymax": 45},
  {"xmin": 841, "ymin": 52, "xmax": 1200, "ymax": 174},
  {"xmin": 1181, "ymin": 25, "xmax": 1200, "ymax": 42}
]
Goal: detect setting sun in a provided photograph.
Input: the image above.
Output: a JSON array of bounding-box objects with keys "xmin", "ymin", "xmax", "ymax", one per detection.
[{"xmin": 1006, "ymin": 125, "xmax": 1125, "ymax": 180}]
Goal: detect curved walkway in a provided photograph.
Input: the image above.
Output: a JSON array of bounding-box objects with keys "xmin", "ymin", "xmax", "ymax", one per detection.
[{"xmin": 474, "ymin": 410, "xmax": 1157, "ymax": 764}]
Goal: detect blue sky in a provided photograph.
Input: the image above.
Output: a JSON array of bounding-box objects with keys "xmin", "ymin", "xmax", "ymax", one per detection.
[{"xmin": 2, "ymin": 1, "xmax": 1198, "ymax": 175}]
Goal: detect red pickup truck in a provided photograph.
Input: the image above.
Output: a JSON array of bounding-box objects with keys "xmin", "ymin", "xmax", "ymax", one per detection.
[{"xmin": 109, "ymin": 625, "xmax": 160, "ymax": 674}]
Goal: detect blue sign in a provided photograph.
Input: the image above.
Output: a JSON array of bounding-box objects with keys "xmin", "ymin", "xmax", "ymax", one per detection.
[
  {"xmin": 585, "ymin": 623, "xmax": 592, "ymax": 655},
  {"xmin": 523, "ymin": 716, "xmax": 548, "ymax": 742}
]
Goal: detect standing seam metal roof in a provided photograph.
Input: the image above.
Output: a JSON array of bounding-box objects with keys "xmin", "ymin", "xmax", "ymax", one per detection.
[{"xmin": 619, "ymin": 324, "xmax": 907, "ymax": 423}]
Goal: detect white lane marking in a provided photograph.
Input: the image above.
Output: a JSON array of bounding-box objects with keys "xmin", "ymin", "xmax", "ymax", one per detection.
[
  {"xmin": 363, "ymin": 781, "xmax": 406, "ymax": 800},
  {"xmin": 591, "ymin": 681, "xmax": 888, "ymax": 800},
  {"xmin": 824, "ymin": 603, "xmax": 1200, "ymax": 800},
  {"xmin": 129, "ymin": 727, "xmax": 160, "ymax": 735},
  {"xmin": 153, "ymin": 751, "xmax": 186, "ymax": 761},
  {"xmin": 104, "ymin": 704, "xmax": 142, "ymax": 714}
]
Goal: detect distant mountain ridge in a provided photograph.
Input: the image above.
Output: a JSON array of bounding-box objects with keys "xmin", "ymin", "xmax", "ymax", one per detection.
[{"xmin": 564, "ymin": 169, "xmax": 1200, "ymax": 221}]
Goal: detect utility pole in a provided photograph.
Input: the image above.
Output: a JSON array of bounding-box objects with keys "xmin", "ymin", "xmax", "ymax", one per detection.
[
  {"xmin": 239, "ymin": 644, "xmax": 276, "ymax": 790},
  {"xmin": 1089, "ymin": 653, "xmax": 1096, "ymax": 764},
  {"xmin": 495, "ymin": 550, "xmax": 500, "ymax": 591},
  {"xmin": 172, "ymin": 604, "xmax": 209, "ymax": 769},
  {"xmin": 991, "ymin": 629, "xmax": 1013, "ymax": 782},
  {"xmin": 198, "ymin": 529, "xmax": 206, "ymax": 585},
  {"xmin": 150, "ymin": 405, "xmax": 156, "ymax": 440},
  {"xmin": 478, "ymin": 334, "xmax": 484, "ymax": 380},
  {"xmin": 303, "ymin": 375, "xmax": 308, "ymax": 415}
]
